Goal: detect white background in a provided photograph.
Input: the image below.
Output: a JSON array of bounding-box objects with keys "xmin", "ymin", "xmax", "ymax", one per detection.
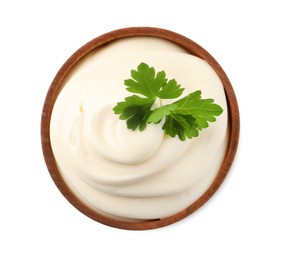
[{"xmin": 1, "ymin": 0, "xmax": 280, "ymax": 259}]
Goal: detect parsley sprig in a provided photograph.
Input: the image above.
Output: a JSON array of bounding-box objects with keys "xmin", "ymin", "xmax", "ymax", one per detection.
[{"xmin": 113, "ymin": 62, "xmax": 223, "ymax": 141}]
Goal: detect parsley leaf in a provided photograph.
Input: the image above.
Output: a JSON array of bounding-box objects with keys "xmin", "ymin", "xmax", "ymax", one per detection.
[
  {"xmin": 148, "ymin": 103, "xmax": 178, "ymax": 124},
  {"xmin": 148, "ymin": 91, "xmax": 223, "ymax": 140},
  {"xmin": 113, "ymin": 62, "xmax": 223, "ymax": 140},
  {"xmin": 163, "ymin": 114, "xmax": 198, "ymax": 141},
  {"xmin": 124, "ymin": 62, "xmax": 184, "ymax": 99},
  {"xmin": 174, "ymin": 90, "xmax": 224, "ymax": 130},
  {"xmin": 113, "ymin": 95, "xmax": 154, "ymax": 131},
  {"xmin": 158, "ymin": 79, "xmax": 183, "ymax": 99}
]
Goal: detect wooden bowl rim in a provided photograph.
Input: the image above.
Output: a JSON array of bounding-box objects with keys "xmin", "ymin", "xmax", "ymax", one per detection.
[{"xmin": 41, "ymin": 27, "xmax": 240, "ymax": 230}]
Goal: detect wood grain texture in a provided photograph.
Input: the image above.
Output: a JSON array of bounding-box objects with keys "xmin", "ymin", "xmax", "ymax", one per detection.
[{"xmin": 41, "ymin": 27, "xmax": 240, "ymax": 230}]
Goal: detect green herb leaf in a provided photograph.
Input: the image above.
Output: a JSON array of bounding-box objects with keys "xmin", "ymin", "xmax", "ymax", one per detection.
[
  {"xmin": 163, "ymin": 114, "xmax": 198, "ymax": 141},
  {"xmin": 158, "ymin": 79, "xmax": 183, "ymax": 99},
  {"xmin": 124, "ymin": 62, "xmax": 184, "ymax": 99},
  {"xmin": 113, "ymin": 62, "xmax": 223, "ymax": 140},
  {"xmin": 113, "ymin": 95, "xmax": 154, "ymax": 131},
  {"xmin": 148, "ymin": 90, "xmax": 223, "ymax": 140},
  {"xmin": 148, "ymin": 103, "xmax": 178, "ymax": 124},
  {"xmin": 174, "ymin": 90, "xmax": 224, "ymax": 130}
]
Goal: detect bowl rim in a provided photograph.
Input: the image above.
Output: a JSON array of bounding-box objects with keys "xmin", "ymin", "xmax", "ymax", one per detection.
[{"xmin": 41, "ymin": 27, "xmax": 240, "ymax": 230}]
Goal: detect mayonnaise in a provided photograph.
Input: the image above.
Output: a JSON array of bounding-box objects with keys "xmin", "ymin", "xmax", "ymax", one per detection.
[{"xmin": 50, "ymin": 37, "xmax": 228, "ymax": 221}]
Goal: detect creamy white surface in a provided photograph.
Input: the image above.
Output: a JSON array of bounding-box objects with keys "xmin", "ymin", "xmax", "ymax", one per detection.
[{"xmin": 50, "ymin": 38, "xmax": 228, "ymax": 220}]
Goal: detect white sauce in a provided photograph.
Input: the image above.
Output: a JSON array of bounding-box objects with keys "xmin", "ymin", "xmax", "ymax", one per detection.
[{"xmin": 50, "ymin": 37, "xmax": 228, "ymax": 221}]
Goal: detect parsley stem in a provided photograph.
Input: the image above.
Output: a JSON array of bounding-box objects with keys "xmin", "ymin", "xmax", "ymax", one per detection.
[{"xmin": 159, "ymin": 98, "xmax": 163, "ymax": 107}]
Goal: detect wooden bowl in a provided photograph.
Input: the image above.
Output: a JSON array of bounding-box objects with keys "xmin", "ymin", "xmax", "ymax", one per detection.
[{"xmin": 41, "ymin": 27, "xmax": 240, "ymax": 230}]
